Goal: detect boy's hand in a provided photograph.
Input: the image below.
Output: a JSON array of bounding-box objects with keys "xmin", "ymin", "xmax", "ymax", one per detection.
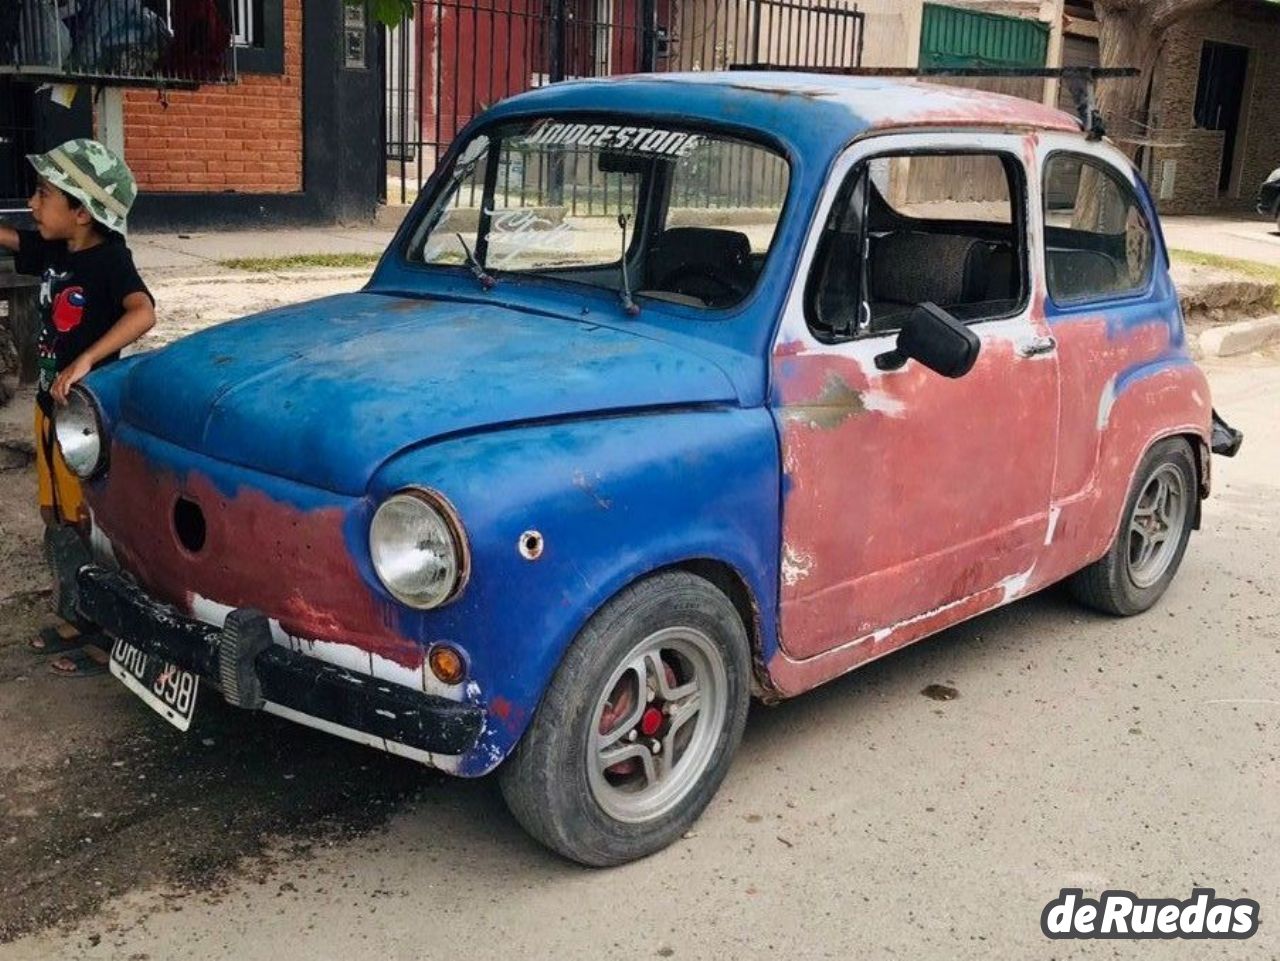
[{"xmin": 51, "ymin": 355, "xmax": 93, "ymax": 405}]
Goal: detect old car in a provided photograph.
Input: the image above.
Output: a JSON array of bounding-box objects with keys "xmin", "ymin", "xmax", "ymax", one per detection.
[
  {"xmin": 1257, "ymin": 166, "xmax": 1280, "ymax": 227},
  {"xmin": 52, "ymin": 72, "xmax": 1243, "ymax": 866}
]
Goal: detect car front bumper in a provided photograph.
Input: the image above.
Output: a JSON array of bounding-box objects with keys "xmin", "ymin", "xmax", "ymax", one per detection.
[{"xmin": 52, "ymin": 541, "xmax": 484, "ymax": 757}]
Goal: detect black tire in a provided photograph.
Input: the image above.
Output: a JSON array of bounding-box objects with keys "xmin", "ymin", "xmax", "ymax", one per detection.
[
  {"xmin": 498, "ymin": 570, "xmax": 751, "ymax": 866},
  {"xmin": 1068, "ymin": 437, "xmax": 1197, "ymax": 616}
]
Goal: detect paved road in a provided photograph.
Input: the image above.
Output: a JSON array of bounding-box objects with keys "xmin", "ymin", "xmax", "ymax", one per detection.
[{"xmin": 1, "ymin": 357, "xmax": 1277, "ymax": 961}]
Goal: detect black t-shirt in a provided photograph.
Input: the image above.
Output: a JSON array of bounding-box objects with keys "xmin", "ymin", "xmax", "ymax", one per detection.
[{"xmin": 15, "ymin": 230, "xmax": 153, "ymax": 402}]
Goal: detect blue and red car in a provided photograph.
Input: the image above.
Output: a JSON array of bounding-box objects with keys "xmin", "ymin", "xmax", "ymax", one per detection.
[{"xmin": 52, "ymin": 72, "xmax": 1242, "ymax": 865}]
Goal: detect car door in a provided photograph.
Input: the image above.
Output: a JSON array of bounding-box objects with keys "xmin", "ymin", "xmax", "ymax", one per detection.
[{"xmin": 770, "ymin": 131, "xmax": 1060, "ymax": 664}]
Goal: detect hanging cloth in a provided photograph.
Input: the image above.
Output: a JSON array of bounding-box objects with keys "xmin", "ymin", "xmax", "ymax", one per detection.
[
  {"xmin": 17, "ymin": 0, "xmax": 72, "ymax": 69},
  {"xmin": 67, "ymin": 0, "xmax": 172, "ymax": 77},
  {"xmin": 159, "ymin": 0, "xmax": 230, "ymax": 81}
]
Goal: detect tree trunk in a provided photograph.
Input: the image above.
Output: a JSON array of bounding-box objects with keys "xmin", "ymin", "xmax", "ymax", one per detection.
[
  {"xmin": 1092, "ymin": 0, "xmax": 1225, "ymax": 158},
  {"xmin": 1092, "ymin": 5, "xmax": 1161, "ymax": 158}
]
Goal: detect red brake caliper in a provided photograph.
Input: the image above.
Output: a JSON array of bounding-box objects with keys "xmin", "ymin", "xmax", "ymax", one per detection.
[{"xmin": 599, "ymin": 658, "xmax": 679, "ymax": 779}]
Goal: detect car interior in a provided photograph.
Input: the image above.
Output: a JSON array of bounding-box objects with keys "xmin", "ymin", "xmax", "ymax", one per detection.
[{"xmin": 807, "ymin": 157, "xmax": 1026, "ymax": 340}]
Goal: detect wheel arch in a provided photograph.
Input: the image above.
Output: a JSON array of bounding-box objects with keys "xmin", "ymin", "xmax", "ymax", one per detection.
[
  {"xmin": 1100, "ymin": 427, "xmax": 1204, "ymax": 555},
  {"xmin": 662, "ymin": 558, "xmax": 774, "ymax": 698},
  {"xmin": 1092, "ymin": 358, "xmax": 1211, "ymax": 557}
]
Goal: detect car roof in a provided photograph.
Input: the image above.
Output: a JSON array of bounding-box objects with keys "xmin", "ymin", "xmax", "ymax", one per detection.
[{"xmin": 485, "ymin": 71, "xmax": 1084, "ymax": 157}]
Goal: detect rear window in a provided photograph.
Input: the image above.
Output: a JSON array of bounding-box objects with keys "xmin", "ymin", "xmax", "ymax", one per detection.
[{"xmin": 1044, "ymin": 153, "xmax": 1154, "ymax": 303}]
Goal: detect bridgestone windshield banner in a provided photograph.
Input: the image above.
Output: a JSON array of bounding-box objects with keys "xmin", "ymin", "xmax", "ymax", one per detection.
[{"xmin": 518, "ymin": 121, "xmax": 704, "ymax": 158}]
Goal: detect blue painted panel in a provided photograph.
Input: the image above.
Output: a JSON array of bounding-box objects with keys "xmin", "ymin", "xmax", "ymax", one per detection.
[
  {"xmin": 370, "ymin": 408, "xmax": 782, "ymax": 774},
  {"xmin": 116, "ymin": 292, "xmax": 742, "ymax": 496}
]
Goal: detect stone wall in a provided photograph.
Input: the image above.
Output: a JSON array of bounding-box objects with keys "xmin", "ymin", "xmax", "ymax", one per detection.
[{"xmin": 1147, "ymin": 2, "xmax": 1280, "ymax": 214}]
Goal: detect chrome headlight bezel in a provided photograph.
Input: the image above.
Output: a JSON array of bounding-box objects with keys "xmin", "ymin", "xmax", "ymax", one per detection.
[
  {"xmin": 54, "ymin": 386, "xmax": 107, "ymax": 479},
  {"xmin": 369, "ymin": 488, "xmax": 469, "ymax": 610},
  {"xmin": 1266, "ymin": 167, "xmax": 1280, "ymax": 185}
]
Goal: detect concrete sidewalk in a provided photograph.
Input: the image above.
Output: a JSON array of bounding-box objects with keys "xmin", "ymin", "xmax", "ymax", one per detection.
[
  {"xmin": 1159, "ymin": 214, "xmax": 1280, "ymax": 267},
  {"xmin": 130, "ymin": 224, "xmax": 399, "ymax": 274}
]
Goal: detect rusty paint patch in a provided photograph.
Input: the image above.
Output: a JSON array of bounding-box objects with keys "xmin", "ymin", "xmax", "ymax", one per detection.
[
  {"xmin": 781, "ymin": 370, "xmax": 866, "ymax": 429},
  {"xmin": 781, "ymin": 544, "xmax": 814, "ymax": 587},
  {"xmin": 89, "ymin": 442, "xmax": 423, "ymax": 670},
  {"xmin": 488, "ymin": 695, "xmax": 526, "ymax": 734}
]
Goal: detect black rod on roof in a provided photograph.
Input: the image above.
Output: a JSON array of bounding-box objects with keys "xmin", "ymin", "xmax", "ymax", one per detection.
[{"xmin": 727, "ymin": 64, "xmax": 1139, "ymax": 78}]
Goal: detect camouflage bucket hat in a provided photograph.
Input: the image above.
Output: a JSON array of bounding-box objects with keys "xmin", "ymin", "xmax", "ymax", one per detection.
[{"xmin": 27, "ymin": 139, "xmax": 138, "ymax": 236}]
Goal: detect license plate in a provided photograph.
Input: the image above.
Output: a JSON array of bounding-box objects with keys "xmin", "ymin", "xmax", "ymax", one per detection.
[{"xmin": 109, "ymin": 637, "xmax": 199, "ymax": 731}]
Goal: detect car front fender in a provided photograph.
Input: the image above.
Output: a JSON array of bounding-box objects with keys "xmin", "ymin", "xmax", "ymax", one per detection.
[{"xmin": 369, "ymin": 407, "xmax": 782, "ymax": 775}]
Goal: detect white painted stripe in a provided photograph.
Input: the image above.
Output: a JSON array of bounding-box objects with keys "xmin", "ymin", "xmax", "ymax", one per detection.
[
  {"xmin": 384, "ymin": 739, "xmax": 461, "ymax": 774},
  {"xmin": 263, "ymin": 701, "xmax": 388, "ymax": 752},
  {"xmin": 1044, "ymin": 505, "xmax": 1062, "ymax": 546}
]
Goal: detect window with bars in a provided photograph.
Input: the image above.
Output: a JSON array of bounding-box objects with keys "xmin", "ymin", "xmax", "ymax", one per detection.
[
  {"xmin": 227, "ymin": 0, "xmax": 282, "ymax": 74},
  {"xmin": 232, "ymin": 0, "xmax": 259, "ymax": 47}
]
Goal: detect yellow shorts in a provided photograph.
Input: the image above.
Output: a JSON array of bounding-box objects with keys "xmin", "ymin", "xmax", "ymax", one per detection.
[{"xmin": 34, "ymin": 403, "xmax": 85, "ymax": 526}]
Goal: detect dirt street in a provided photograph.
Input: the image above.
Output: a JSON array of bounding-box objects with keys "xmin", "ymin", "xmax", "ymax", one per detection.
[{"xmin": 0, "ymin": 273, "xmax": 1276, "ymax": 961}]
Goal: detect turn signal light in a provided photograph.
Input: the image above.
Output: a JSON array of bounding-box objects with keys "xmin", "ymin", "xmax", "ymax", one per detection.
[{"xmin": 429, "ymin": 644, "xmax": 466, "ymax": 685}]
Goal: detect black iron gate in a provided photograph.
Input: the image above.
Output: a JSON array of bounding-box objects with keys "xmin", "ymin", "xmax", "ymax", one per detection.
[{"xmin": 384, "ymin": 0, "xmax": 864, "ymax": 203}]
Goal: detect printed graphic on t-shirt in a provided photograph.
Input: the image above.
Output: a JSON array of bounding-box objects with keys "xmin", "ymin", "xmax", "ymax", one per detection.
[
  {"xmin": 37, "ymin": 268, "xmax": 75, "ymax": 394},
  {"xmin": 52, "ymin": 286, "xmax": 86, "ymax": 333}
]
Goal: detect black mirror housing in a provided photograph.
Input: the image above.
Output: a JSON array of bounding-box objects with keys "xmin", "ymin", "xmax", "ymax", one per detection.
[
  {"xmin": 875, "ymin": 302, "xmax": 980, "ymax": 378},
  {"xmin": 598, "ymin": 151, "xmax": 655, "ymax": 174}
]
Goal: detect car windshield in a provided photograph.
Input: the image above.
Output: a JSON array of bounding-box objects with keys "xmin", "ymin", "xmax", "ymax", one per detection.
[{"xmin": 407, "ymin": 117, "xmax": 791, "ymax": 310}]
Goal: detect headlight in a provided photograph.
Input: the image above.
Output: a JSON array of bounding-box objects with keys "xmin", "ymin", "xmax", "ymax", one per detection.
[
  {"xmin": 54, "ymin": 387, "xmax": 106, "ymax": 479},
  {"xmin": 369, "ymin": 489, "xmax": 468, "ymax": 609},
  {"xmin": 1267, "ymin": 168, "xmax": 1280, "ymax": 185}
]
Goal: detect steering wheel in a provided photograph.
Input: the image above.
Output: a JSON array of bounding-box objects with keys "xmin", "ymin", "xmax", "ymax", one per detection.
[{"xmin": 655, "ymin": 263, "xmax": 751, "ymax": 306}]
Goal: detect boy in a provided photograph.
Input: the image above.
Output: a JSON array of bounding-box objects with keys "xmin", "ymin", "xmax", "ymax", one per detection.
[{"xmin": 0, "ymin": 139, "xmax": 155, "ymax": 677}]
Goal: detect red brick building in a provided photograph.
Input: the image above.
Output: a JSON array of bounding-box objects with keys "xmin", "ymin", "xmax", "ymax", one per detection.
[
  {"xmin": 125, "ymin": 0, "xmax": 305, "ymax": 195},
  {"xmin": 2, "ymin": 0, "xmax": 381, "ymax": 229}
]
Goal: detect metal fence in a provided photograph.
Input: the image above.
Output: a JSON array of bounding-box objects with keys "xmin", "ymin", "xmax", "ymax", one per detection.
[
  {"xmin": 1, "ymin": 0, "xmax": 237, "ymax": 88},
  {"xmin": 0, "ymin": 79, "xmax": 37, "ymax": 213},
  {"xmin": 443, "ymin": 134, "xmax": 792, "ymax": 222},
  {"xmin": 384, "ymin": 0, "xmax": 864, "ymax": 204}
]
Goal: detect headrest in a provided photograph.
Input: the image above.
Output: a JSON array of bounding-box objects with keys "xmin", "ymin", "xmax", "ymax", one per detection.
[{"xmin": 871, "ymin": 231, "xmax": 988, "ymax": 306}]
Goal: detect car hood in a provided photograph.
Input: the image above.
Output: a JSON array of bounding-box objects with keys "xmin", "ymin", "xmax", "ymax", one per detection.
[{"xmin": 120, "ymin": 292, "xmax": 738, "ymax": 495}]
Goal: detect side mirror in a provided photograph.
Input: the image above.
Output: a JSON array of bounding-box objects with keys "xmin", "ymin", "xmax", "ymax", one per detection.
[{"xmin": 874, "ymin": 302, "xmax": 980, "ymax": 378}]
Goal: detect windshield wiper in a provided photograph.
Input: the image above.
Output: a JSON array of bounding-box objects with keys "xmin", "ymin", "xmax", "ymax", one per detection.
[
  {"xmin": 456, "ymin": 233, "xmax": 496, "ymax": 290},
  {"xmin": 616, "ymin": 214, "xmax": 640, "ymax": 316}
]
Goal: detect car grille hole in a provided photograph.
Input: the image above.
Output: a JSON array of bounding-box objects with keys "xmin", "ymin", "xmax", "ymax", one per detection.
[{"xmin": 174, "ymin": 498, "xmax": 207, "ymax": 553}]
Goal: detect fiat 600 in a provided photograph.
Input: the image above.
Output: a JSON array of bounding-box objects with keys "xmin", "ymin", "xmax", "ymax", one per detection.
[{"xmin": 52, "ymin": 72, "xmax": 1242, "ymax": 865}]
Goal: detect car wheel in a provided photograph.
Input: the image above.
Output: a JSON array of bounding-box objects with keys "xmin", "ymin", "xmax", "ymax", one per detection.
[
  {"xmin": 1068, "ymin": 437, "xmax": 1197, "ymax": 616},
  {"xmin": 498, "ymin": 570, "xmax": 751, "ymax": 866}
]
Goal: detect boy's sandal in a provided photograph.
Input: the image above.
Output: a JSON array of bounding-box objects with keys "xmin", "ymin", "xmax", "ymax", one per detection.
[
  {"xmin": 30, "ymin": 626, "xmax": 91, "ymax": 656},
  {"xmin": 49, "ymin": 649, "xmax": 110, "ymax": 678}
]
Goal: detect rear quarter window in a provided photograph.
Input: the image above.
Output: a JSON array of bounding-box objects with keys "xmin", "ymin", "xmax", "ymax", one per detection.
[{"xmin": 1043, "ymin": 153, "xmax": 1154, "ymax": 304}]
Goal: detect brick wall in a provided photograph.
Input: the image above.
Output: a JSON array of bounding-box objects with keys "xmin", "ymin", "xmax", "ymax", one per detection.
[
  {"xmin": 1147, "ymin": 2, "xmax": 1280, "ymax": 215},
  {"xmin": 122, "ymin": 0, "xmax": 303, "ymax": 194}
]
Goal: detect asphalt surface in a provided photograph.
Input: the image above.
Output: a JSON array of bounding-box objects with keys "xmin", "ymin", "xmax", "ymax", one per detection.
[{"xmin": 0, "ymin": 355, "xmax": 1276, "ymax": 961}]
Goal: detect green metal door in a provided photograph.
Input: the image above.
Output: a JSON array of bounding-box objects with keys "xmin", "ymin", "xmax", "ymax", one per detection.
[{"xmin": 919, "ymin": 3, "xmax": 1049, "ymax": 69}]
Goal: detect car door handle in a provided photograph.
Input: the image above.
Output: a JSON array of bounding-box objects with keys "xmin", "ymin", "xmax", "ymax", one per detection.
[{"xmin": 1017, "ymin": 335, "xmax": 1057, "ymax": 358}]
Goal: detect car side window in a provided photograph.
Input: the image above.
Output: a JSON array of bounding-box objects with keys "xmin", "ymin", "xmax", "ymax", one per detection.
[
  {"xmin": 1043, "ymin": 153, "xmax": 1154, "ymax": 303},
  {"xmin": 805, "ymin": 151, "xmax": 1027, "ymax": 342}
]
